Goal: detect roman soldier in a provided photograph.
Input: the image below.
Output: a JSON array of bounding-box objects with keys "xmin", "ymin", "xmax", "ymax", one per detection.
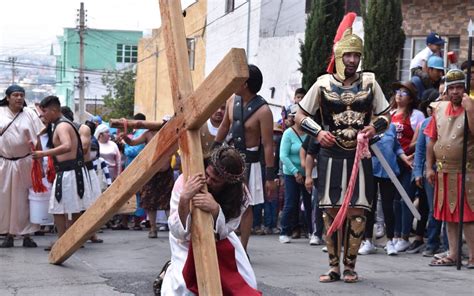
[{"xmin": 295, "ymin": 13, "xmax": 390, "ymax": 283}]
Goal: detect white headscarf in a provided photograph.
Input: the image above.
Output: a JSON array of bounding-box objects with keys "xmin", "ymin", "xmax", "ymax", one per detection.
[{"xmin": 94, "ymin": 124, "xmax": 109, "ymax": 139}]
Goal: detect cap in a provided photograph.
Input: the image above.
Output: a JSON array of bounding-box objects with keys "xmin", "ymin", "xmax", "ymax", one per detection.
[
  {"xmin": 427, "ymin": 55, "xmax": 445, "ymax": 70},
  {"xmin": 426, "ymin": 32, "xmax": 445, "ymax": 45}
]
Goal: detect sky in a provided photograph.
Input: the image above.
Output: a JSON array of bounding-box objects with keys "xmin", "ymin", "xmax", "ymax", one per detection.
[{"xmin": 0, "ymin": 0, "xmax": 195, "ymax": 56}]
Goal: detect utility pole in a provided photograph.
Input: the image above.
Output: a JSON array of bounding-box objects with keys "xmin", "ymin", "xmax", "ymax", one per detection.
[
  {"xmin": 8, "ymin": 57, "xmax": 17, "ymax": 84},
  {"xmin": 78, "ymin": 2, "xmax": 86, "ymax": 122}
]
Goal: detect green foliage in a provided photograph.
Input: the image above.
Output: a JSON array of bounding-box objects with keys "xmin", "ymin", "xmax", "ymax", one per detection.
[
  {"xmin": 101, "ymin": 70, "xmax": 136, "ymax": 121},
  {"xmin": 362, "ymin": 0, "xmax": 405, "ymax": 97},
  {"xmin": 300, "ymin": 0, "xmax": 345, "ymax": 91}
]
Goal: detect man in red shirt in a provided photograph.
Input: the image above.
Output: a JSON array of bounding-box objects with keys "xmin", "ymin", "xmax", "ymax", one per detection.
[{"xmin": 425, "ymin": 69, "xmax": 474, "ymax": 268}]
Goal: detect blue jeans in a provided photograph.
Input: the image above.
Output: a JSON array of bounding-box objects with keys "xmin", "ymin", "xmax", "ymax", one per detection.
[
  {"xmin": 264, "ymin": 198, "xmax": 278, "ymax": 228},
  {"xmin": 424, "ymin": 178, "xmax": 449, "ymax": 251},
  {"xmin": 394, "ymin": 165, "xmax": 416, "ymax": 237},
  {"xmin": 280, "ymin": 175, "xmax": 312, "ymax": 236},
  {"xmin": 311, "ymin": 181, "xmax": 323, "ymax": 238}
]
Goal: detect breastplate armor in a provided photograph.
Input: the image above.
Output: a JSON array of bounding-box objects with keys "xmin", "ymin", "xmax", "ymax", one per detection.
[{"xmin": 320, "ymin": 78, "xmax": 374, "ymax": 149}]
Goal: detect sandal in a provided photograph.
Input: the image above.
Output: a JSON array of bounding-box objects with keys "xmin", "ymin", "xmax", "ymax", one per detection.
[
  {"xmin": 319, "ymin": 271, "xmax": 341, "ymax": 283},
  {"xmin": 343, "ymin": 269, "xmax": 359, "ymax": 283},
  {"xmin": 429, "ymin": 256, "xmax": 456, "ymax": 267}
]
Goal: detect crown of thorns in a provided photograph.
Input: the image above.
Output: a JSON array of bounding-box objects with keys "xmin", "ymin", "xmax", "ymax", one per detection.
[{"xmin": 210, "ymin": 146, "xmax": 246, "ymax": 184}]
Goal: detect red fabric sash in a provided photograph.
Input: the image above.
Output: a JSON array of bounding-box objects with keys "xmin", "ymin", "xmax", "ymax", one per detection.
[
  {"xmin": 182, "ymin": 238, "xmax": 262, "ymax": 296},
  {"xmin": 327, "ymin": 133, "xmax": 370, "ymax": 236}
]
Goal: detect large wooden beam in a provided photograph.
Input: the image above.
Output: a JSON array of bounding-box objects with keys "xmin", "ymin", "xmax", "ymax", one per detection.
[
  {"xmin": 160, "ymin": 1, "xmax": 230, "ymax": 294},
  {"xmin": 48, "ymin": 48, "xmax": 248, "ymax": 265},
  {"xmin": 109, "ymin": 119, "xmax": 163, "ymax": 131}
]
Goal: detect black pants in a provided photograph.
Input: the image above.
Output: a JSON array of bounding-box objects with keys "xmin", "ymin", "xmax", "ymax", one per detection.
[{"xmin": 365, "ymin": 177, "xmax": 396, "ymax": 239}]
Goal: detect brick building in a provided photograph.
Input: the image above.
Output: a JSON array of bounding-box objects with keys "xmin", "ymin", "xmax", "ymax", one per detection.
[{"xmin": 400, "ymin": 0, "xmax": 474, "ymax": 80}]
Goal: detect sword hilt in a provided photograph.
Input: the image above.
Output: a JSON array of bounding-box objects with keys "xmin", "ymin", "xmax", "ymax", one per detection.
[{"xmin": 369, "ymin": 134, "xmax": 382, "ymax": 145}]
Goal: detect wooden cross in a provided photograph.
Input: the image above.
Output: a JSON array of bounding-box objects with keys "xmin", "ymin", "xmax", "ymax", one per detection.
[{"xmin": 49, "ymin": 1, "xmax": 248, "ymax": 294}]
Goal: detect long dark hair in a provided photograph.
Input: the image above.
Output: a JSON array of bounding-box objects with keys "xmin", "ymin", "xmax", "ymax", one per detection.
[
  {"xmin": 205, "ymin": 148, "xmax": 245, "ymax": 221},
  {"xmin": 389, "ymin": 90, "xmax": 418, "ymax": 120}
]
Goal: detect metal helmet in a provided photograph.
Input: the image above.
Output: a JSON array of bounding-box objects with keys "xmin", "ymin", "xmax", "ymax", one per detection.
[
  {"xmin": 333, "ymin": 28, "xmax": 363, "ymax": 80},
  {"xmin": 445, "ymin": 69, "xmax": 466, "ymax": 90}
]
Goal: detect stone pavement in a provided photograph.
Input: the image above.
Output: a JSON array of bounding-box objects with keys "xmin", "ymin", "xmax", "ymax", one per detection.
[{"xmin": 0, "ymin": 230, "xmax": 472, "ymax": 295}]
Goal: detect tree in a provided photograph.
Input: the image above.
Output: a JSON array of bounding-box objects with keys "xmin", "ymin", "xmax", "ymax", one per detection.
[
  {"xmin": 362, "ymin": 0, "xmax": 405, "ymax": 97},
  {"xmin": 300, "ymin": 0, "xmax": 345, "ymax": 91},
  {"xmin": 101, "ymin": 70, "xmax": 136, "ymax": 121}
]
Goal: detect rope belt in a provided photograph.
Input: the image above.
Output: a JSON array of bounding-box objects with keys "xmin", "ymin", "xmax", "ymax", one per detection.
[{"xmin": 0, "ymin": 153, "xmax": 30, "ymax": 161}]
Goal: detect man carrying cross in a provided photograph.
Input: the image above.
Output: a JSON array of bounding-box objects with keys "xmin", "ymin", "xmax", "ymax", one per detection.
[{"xmin": 160, "ymin": 146, "xmax": 260, "ymax": 295}]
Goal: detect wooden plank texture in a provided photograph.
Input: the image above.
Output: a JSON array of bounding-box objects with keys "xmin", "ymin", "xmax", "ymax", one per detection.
[
  {"xmin": 48, "ymin": 49, "xmax": 248, "ymax": 265},
  {"xmin": 159, "ymin": 1, "xmax": 223, "ymax": 294}
]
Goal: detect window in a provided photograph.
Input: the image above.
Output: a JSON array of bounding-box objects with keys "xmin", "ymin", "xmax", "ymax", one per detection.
[
  {"xmin": 116, "ymin": 44, "xmax": 138, "ymax": 63},
  {"xmin": 305, "ymin": 0, "xmax": 312, "ymax": 13},
  {"xmin": 187, "ymin": 38, "xmax": 196, "ymax": 70},
  {"xmin": 225, "ymin": 0, "xmax": 235, "ymax": 13},
  {"xmin": 398, "ymin": 36, "xmax": 460, "ymax": 81}
]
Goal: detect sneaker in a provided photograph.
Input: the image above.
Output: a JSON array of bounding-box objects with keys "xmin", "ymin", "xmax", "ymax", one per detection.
[
  {"xmin": 263, "ymin": 227, "xmax": 273, "ymax": 235},
  {"xmin": 434, "ymin": 251, "xmax": 449, "ymax": 260},
  {"xmin": 395, "ymin": 239, "xmax": 411, "ymax": 252},
  {"xmin": 322, "ymin": 246, "xmax": 328, "ymax": 252},
  {"xmin": 422, "ymin": 248, "xmax": 437, "ymax": 257},
  {"xmin": 254, "ymin": 226, "xmax": 265, "ymax": 235},
  {"xmin": 279, "ymin": 235, "xmax": 291, "ymax": 244},
  {"xmin": 158, "ymin": 225, "xmax": 168, "ymax": 231},
  {"xmin": 386, "ymin": 240, "xmax": 398, "ymax": 256},
  {"xmin": 271, "ymin": 227, "xmax": 281, "ymax": 234},
  {"xmin": 358, "ymin": 240, "xmax": 377, "ymax": 255},
  {"xmin": 375, "ymin": 223, "xmax": 385, "ymax": 239},
  {"xmin": 0, "ymin": 236, "xmax": 14, "ymax": 248},
  {"xmin": 309, "ymin": 234, "xmax": 323, "ymax": 246},
  {"xmin": 406, "ymin": 240, "xmax": 425, "ymax": 254},
  {"xmin": 22, "ymin": 237, "xmax": 38, "ymax": 248}
]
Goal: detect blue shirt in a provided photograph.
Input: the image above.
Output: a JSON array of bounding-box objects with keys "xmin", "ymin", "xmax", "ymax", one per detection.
[
  {"xmin": 372, "ymin": 124, "xmax": 404, "ymax": 178},
  {"xmin": 280, "ymin": 127, "xmax": 307, "ymax": 176},
  {"xmin": 412, "ymin": 117, "xmax": 432, "ymax": 179},
  {"xmin": 124, "ymin": 129, "xmax": 146, "ymax": 167}
]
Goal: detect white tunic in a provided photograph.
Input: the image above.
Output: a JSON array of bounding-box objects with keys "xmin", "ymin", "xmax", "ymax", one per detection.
[
  {"xmin": 161, "ymin": 175, "xmax": 258, "ymax": 296},
  {"xmin": 0, "ymin": 106, "xmax": 44, "ymax": 235}
]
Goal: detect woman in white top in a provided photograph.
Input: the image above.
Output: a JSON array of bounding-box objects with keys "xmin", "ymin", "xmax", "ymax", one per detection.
[{"xmin": 94, "ymin": 124, "xmax": 121, "ymax": 180}]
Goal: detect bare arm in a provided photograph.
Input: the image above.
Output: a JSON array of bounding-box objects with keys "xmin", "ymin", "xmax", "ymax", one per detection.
[
  {"xmin": 79, "ymin": 125, "xmax": 91, "ymax": 155},
  {"xmin": 462, "ymin": 93, "xmax": 474, "ymax": 135},
  {"xmin": 122, "ymin": 130, "xmax": 149, "ymax": 146},
  {"xmin": 260, "ymin": 106, "xmax": 275, "ymax": 169},
  {"xmin": 426, "ymin": 139, "xmax": 436, "ymax": 185},
  {"xmin": 304, "ymin": 153, "xmax": 315, "ymax": 193},
  {"xmin": 36, "ymin": 123, "xmax": 73, "ymax": 157},
  {"xmin": 214, "ymin": 99, "xmax": 231, "ymax": 143},
  {"xmin": 299, "ymin": 146, "xmax": 306, "ymax": 173}
]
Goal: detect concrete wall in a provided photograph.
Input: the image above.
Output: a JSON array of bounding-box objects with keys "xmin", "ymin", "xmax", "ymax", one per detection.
[
  {"xmin": 259, "ymin": 0, "xmax": 306, "ymax": 38},
  {"xmin": 205, "ymin": 0, "xmax": 261, "ymax": 74},
  {"xmin": 134, "ymin": 0, "xmax": 207, "ymax": 121}
]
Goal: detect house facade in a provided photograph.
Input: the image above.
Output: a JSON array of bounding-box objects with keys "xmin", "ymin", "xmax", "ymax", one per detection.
[{"xmin": 55, "ymin": 28, "xmax": 142, "ymax": 112}]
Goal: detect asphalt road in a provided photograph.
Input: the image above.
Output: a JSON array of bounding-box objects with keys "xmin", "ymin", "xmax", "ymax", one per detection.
[{"xmin": 0, "ymin": 229, "xmax": 472, "ymax": 295}]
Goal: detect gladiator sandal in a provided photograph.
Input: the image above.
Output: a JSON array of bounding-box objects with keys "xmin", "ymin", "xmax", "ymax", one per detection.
[
  {"xmin": 342, "ymin": 215, "xmax": 366, "ymax": 283},
  {"xmin": 322, "ymin": 212, "xmax": 341, "ymax": 268}
]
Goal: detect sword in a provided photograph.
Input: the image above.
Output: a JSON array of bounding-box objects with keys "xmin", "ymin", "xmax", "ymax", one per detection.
[{"xmin": 370, "ymin": 135, "xmax": 421, "ymax": 220}]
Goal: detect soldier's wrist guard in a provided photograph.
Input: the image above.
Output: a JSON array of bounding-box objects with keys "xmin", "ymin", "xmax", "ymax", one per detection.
[
  {"xmin": 265, "ymin": 167, "xmax": 277, "ymax": 181},
  {"xmin": 301, "ymin": 117, "xmax": 322, "ymax": 138},
  {"xmin": 371, "ymin": 116, "xmax": 389, "ymax": 134}
]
